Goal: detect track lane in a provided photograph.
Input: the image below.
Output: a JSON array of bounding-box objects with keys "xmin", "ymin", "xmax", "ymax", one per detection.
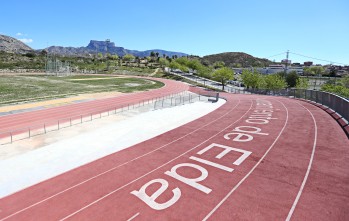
[
  {"xmin": 0, "ymin": 92, "xmax": 348, "ymax": 221},
  {"xmin": 0, "ymin": 78, "xmax": 188, "ymax": 133},
  {"xmin": 0, "ymin": 94, "xmax": 243, "ymax": 220},
  {"xmin": 285, "ymin": 100, "xmax": 349, "ymax": 221}
]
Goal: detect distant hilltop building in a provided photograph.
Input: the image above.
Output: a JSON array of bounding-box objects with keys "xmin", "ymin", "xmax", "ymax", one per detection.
[
  {"xmin": 281, "ymin": 59, "xmax": 291, "ymax": 64},
  {"xmin": 304, "ymin": 61, "xmax": 313, "ymax": 66},
  {"xmin": 254, "ymin": 64, "xmax": 303, "ymax": 75}
]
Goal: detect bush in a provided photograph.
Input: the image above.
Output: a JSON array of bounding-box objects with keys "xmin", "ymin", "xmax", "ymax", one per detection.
[{"xmin": 24, "ymin": 52, "xmax": 36, "ymax": 58}]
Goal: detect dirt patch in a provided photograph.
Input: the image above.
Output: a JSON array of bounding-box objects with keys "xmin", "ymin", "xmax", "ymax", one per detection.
[
  {"xmin": 69, "ymin": 77, "xmax": 122, "ymax": 81},
  {"xmin": 0, "ymin": 91, "xmax": 123, "ymax": 113},
  {"xmin": 124, "ymin": 83, "xmax": 141, "ymax": 87}
]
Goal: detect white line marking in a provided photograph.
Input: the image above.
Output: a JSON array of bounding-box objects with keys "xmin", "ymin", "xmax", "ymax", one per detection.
[
  {"xmin": 126, "ymin": 212, "xmax": 140, "ymax": 221},
  {"xmin": 190, "ymin": 156, "xmax": 234, "ymax": 172},
  {"xmin": 203, "ymin": 99, "xmax": 289, "ymax": 221},
  {"xmin": 285, "ymin": 102, "xmax": 318, "ymax": 221},
  {"xmin": 1, "ymin": 97, "xmax": 242, "ymax": 221},
  {"xmin": 58, "ymin": 100, "xmax": 253, "ymax": 220}
]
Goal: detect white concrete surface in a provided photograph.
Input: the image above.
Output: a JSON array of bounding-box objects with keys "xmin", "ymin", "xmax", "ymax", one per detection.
[{"xmin": 0, "ymin": 99, "xmax": 225, "ymax": 198}]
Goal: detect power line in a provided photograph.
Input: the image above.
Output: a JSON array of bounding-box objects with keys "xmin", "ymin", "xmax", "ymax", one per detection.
[
  {"xmin": 289, "ymin": 51, "xmax": 348, "ymax": 66},
  {"xmin": 265, "ymin": 52, "xmax": 287, "ymax": 59}
]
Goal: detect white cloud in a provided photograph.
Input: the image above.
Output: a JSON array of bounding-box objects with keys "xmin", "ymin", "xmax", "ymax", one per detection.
[
  {"xmin": 16, "ymin": 33, "xmax": 23, "ymax": 36},
  {"xmin": 19, "ymin": 38, "xmax": 33, "ymax": 44}
]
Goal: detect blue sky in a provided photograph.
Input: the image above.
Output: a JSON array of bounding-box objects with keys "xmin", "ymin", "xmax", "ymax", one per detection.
[{"xmin": 1, "ymin": 0, "xmax": 348, "ymax": 65}]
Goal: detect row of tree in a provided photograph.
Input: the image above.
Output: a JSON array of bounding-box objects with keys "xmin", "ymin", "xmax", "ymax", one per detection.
[
  {"xmin": 241, "ymin": 70, "xmax": 309, "ymax": 90},
  {"xmin": 321, "ymin": 75, "xmax": 349, "ymax": 98}
]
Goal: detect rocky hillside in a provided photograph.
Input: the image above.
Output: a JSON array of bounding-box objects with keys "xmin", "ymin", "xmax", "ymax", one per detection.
[
  {"xmin": 45, "ymin": 40, "xmax": 187, "ymax": 58},
  {"xmin": 202, "ymin": 52, "xmax": 274, "ymax": 68},
  {"xmin": 0, "ymin": 35, "xmax": 33, "ymax": 54}
]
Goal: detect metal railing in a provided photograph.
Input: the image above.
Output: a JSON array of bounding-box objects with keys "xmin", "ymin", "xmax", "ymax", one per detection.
[
  {"xmin": 229, "ymin": 87, "xmax": 349, "ymax": 124},
  {"xmin": 169, "ymin": 71, "xmax": 348, "ymax": 127},
  {"xmin": 0, "ymin": 91, "xmax": 215, "ymax": 145},
  {"xmin": 293, "ymin": 89, "xmax": 349, "ymax": 122}
]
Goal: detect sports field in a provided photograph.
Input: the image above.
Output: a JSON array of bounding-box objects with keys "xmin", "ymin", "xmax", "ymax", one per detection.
[{"xmin": 0, "ymin": 75, "xmax": 164, "ymax": 105}]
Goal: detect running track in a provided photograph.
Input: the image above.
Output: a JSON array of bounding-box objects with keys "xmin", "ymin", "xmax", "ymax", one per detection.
[
  {"xmin": 0, "ymin": 79, "xmax": 348, "ymax": 220},
  {"xmin": 0, "ymin": 78, "xmax": 188, "ymax": 134}
]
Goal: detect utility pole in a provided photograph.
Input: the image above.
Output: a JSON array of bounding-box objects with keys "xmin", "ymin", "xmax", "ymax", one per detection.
[
  {"xmin": 284, "ymin": 50, "xmax": 289, "ymax": 78},
  {"xmin": 106, "ymin": 39, "xmax": 110, "ymax": 71}
]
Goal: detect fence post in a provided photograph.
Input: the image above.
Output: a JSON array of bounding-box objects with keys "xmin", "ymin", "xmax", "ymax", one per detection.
[
  {"xmin": 70, "ymin": 118, "xmax": 72, "ymax": 126},
  {"xmin": 81, "ymin": 115, "xmax": 82, "ymax": 123},
  {"xmin": 10, "ymin": 132, "xmax": 13, "ymax": 143},
  {"xmin": 29, "ymin": 127, "xmax": 31, "ymax": 138},
  {"xmin": 58, "ymin": 120, "xmax": 60, "ymax": 130},
  {"xmin": 44, "ymin": 124, "xmax": 46, "ymax": 134}
]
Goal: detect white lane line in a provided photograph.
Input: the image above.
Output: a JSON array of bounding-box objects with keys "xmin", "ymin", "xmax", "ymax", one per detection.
[
  {"xmin": 58, "ymin": 100, "xmax": 253, "ymax": 221},
  {"xmin": 285, "ymin": 102, "xmax": 318, "ymax": 221},
  {"xmin": 126, "ymin": 212, "xmax": 140, "ymax": 221},
  {"xmin": 1, "ymin": 97, "xmax": 241, "ymax": 221},
  {"xmin": 202, "ymin": 99, "xmax": 289, "ymax": 221}
]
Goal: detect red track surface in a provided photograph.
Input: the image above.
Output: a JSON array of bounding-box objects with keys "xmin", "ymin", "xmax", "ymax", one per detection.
[
  {"xmin": 0, "ymin": 80, "xmax": 348, "ymax": 220},
  {"xmin": 0, "ymin": 78, "xmax": 188, "ymax": 135}
]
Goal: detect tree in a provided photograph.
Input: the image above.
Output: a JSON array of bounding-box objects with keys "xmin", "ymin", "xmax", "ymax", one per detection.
[
  {"xmin": 159, "ymin": 58, "xmax": 170, "ymax": 69},
  {"xmin": 341, "ymin": 75, "xmax": 349, "ymax": 88},
  {"xmin": 328, "ymin": 66, "xmax": 337, "ymax": 77},
  {"xmin": 97, "ymin": 53, "xmax": 103, "ymax": 59},
  {"xmin": 123, "ymin": 54, "xmax": 135, "ymax": 62},
  {"xmin": 321, "ymin": 84, "xmax": 349, "ymax": 98},
  {"xmin": 197, "ymin": 65, "xmax": 213, "ymax": 79},
  {"xmin": 112, "ymin": 55, "xmax": 119, "ymax": 60},
  {"xmin": 155, "ymin": 52, "xmax": 159, "ymax": 58},
  {"xmin": 25, "ymin": 52, "xmax": 36, "ymax": 58},
  {"xmin": 286, "ymin": 71, "xmax": 299, "ymax": 87},
  {"xmin": 187, "ymin": 59, "xmax": 202, "ymax": 72},
  {"xmin": 305, "ymin": 66, "xmax": 325, "ymax": 76},
  {"xmin": 264, "ymin": 74, "xmax": 287, "ymax": 90},
  {"xmin": 213, "ymin": 61, "xmax": 225, "ymax": 69},
  {"xmin": 296, "ymin": 77, "xmax": 309, "ymax": 89},
  {"xmin": 175, "ymin": 57, "xmax": 189, "ymax": 66},
  {"xmin": 40, "ymin": 50, "xmax": 48, "ymax": 56},
  {"xmin": 169, "ymin": 61, "xmax": 181, "ymax": 70},
  {"xmin": 241, "ymin": 70, "xmax": 260, "ymax": 89},
  {"xmin": 212, "ymin": 67, "xmax": 234, "ymax": 90},
  {"xmin": 150, "ymin": 51, "xmax": 155, "ymax": 57}
]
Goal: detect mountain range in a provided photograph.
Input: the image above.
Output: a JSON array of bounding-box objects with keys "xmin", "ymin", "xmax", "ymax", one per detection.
[
  {"xmin": 45, "ymin": 40, "xmax": 188, "ymax": 58},
  {"xmin": 0, "ymin": 34, "xmax": 187, "ymax": 58},
  {"xmin": 0, "ymin": 34, "xmax": 33, "ymax": 53},
  {"xmin": 0, "ymin": 34, "xmax": 274, "ymax": 67}
]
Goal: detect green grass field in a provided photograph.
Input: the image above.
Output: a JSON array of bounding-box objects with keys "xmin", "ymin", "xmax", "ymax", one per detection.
[{"xmin": 0, "ymin": 75, "xmax": 164, "ymax": 105}]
